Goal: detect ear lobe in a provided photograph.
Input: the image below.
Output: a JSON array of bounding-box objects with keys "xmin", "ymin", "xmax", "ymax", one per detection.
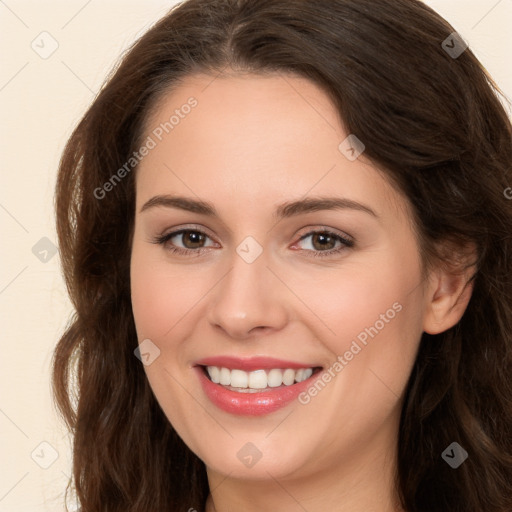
[{"xmin": 423, "ymin": 243, "xmax": 477, "ymax": 335}]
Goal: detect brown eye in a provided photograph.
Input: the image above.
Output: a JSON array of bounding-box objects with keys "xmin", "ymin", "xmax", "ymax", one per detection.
[
  {"xmin": 294, "ymin": 230, "xmax": 354, "ymax": 259},
  {"xmin": 179, "ymin": 230, "xmax": 207, "ymax": 249},
  {"xmin": 310, "ymin": 232, "xmax": 337, "ymax": 251},
  {"xmin": 152, "ymin": 228, "xmax": 216, "ymax": 256}
]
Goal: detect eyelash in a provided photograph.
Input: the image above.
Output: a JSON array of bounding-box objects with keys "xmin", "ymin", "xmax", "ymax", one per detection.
[{"xmin": 151, "ymin": 226, "xmax": 354, "ymax": 259}]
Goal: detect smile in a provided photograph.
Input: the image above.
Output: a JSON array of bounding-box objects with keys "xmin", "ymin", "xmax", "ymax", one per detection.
[
  {"xmin": 193, "ymin": 356, "xmax": 324, "ymax": 416},
  {"xmin": 203, "ymin": 366, "xmax": 320, "ymax": 391}
]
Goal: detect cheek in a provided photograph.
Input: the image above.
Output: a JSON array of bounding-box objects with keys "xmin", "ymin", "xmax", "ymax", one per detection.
[
  {"xmin": 303, "ymin": 260, "xmax": 422, "ymax": 344},
  {"xmin": 333, "ymin": 256, "xmax": 425, "ymax": 398},
  {"xmin": 314, "ymin": 248, "xmax": 425, "ymax": 377},
  {"xmin": 129, "ymin": 247, "xmax": 200, "ymax": 430},
  {"xmin": 130, "ymin": 257, "xmax": 169, "ymax": 338},
  {"xmin": 130, "ymin": 246, "xmax": 207, "ymax": 339}
]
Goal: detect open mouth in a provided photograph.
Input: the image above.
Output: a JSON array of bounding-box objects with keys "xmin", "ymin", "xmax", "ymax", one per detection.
[{"xmin": 199, "ymin": 365, "xmax": 323, "ymax": 393}]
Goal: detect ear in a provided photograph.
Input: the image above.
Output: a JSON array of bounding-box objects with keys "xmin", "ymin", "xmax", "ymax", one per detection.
[{"xmin": 423, "ymin": 242, "xmax": 477, "ymax": 335}]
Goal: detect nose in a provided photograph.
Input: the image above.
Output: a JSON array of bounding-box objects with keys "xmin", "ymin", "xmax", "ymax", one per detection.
[{"xmin": 206, "ymin": 247, "xmax": 289, "ymax": 340}]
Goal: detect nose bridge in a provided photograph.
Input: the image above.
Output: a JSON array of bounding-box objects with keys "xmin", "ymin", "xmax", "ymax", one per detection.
[{"xmin": 206, "ymin": 235, "xmax": 287, "ymax": 337}]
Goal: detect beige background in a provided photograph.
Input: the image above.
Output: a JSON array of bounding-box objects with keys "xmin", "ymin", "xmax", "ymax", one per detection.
[{"xmin": 1, "ymin": 1, "xmax": 511, "ymax": 511}]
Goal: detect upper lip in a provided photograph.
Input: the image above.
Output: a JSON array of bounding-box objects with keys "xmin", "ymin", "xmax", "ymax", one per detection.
[{"xmin": 194, "ymin": 356, "xmax": 322, "ymax": 372}]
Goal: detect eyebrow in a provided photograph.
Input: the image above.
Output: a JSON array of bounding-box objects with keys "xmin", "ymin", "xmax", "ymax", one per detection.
[{"xmin": 140, "ymin": 195, "xmax": 378, "ymax": 219}]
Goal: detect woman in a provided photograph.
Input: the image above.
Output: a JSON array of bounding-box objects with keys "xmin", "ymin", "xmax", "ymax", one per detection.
[{"xmin": 52, "ymin": 0, "xmax": 512, "ymax": 510}]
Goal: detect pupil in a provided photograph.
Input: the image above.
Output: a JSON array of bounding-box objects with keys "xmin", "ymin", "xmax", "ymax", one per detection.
[
  {"xmin": 186, "ymin": 231, "xmax": 204, "ymax": 247},
  {"xmin": 314, "ymin": 233, "xmax": 333, "ymax": 250}
]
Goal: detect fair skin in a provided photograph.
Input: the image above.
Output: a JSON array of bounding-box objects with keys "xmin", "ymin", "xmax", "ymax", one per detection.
[{"xmin": 130, "ymin": 72, "xmax": 473, "ymax": 512}]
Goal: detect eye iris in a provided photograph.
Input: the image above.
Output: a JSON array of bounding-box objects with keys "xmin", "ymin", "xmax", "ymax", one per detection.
[
  {"xmin": 183, "ymin": 231, "xmax": 205, "ymax": 248},
  {"xmin": 312, "ymin": 233, "xmax": 336, "ymax": 251}
]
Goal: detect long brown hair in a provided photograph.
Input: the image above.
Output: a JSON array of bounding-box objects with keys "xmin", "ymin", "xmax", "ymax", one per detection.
[{"xmin": 52, "ymin": 0, "xmax": 512, "ymax": 510}]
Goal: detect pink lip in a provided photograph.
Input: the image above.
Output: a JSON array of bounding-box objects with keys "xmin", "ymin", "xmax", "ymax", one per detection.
[
  {"xmin": 194, "ymin": 355, "xmax": 320, "ymax": 372},
  {"xmin": 193, "ymin": 364, "xmax": 323, "ymax": 416}
]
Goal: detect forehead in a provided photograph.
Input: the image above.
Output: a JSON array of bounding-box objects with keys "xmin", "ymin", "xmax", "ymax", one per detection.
[
  {"xmin": 144, "ymin": 71, "xmax": 343, "ymax": 131},
  {"xmin": 135, "ymin": 72, "xmax": 408, "ymax": 223}
]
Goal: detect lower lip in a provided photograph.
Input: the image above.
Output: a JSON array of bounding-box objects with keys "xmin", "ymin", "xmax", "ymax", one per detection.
[{"xmin": 194, "ymin": 366, "xmax": 322, "ymax": 416}]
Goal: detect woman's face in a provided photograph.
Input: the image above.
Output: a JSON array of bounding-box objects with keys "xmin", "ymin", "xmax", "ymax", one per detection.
[{"xmin": 130, "ymin": 72, "xmax": 430, "ymax": 483}]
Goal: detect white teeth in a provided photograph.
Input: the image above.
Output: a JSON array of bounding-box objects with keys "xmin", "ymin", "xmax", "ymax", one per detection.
[
  {"xmin": 230, "ymin": 369, "xmax": 248, "ymax": 388},
  {"xmin": 282, "ymin": 368, "xmax": 296, "ymax": 385},
  {"xmin": 267, "ymin": 368, "xmax": 283, "ymax": 387},
  {"xmin": 207, "ymin": 366, "xmax": 220, "ymax": 383},
  {"xmin": 205, "ymin": 366, "xmax": 316, "ymax": 389},
  {"xmin": 219, "ymin": 367, "xmax": 231, "ymax": 385},
  {"xmin": 248, "ymin": 369, "xmax": 267, "ymax": 389}
]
